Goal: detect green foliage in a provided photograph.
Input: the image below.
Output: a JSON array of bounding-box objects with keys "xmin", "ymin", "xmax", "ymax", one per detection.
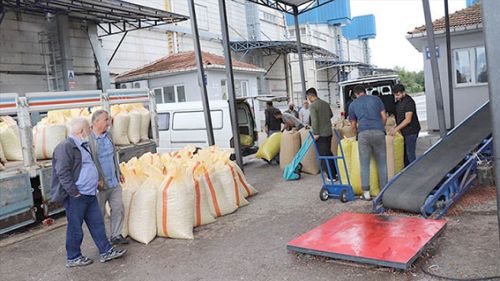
[{"xmin": 394, "ymin": 66, "xmax": 425, "ymax": 93}]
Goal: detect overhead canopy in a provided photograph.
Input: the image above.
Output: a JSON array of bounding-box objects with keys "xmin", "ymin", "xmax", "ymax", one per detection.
[
  {"xmin": 3, "ymin": 0, "xmax": 188, "ymax": 36},
  {"xmin": 230, "ymin": 40, "xmax": 337, "ymax": 58},
  {"xmin": 245, "ymin": 0, "xmax": 338, "ymax": 15}
]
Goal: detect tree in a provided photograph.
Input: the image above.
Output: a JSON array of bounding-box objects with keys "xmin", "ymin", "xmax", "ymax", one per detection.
[{"xmin": 394, "ymin": 66, "xmax": 425, "ymax": 93}]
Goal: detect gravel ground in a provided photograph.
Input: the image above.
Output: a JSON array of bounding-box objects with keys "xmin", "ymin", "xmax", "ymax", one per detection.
[{"xmin": 1, "ymin": 153, "xmax": 499, "ymax": 281}]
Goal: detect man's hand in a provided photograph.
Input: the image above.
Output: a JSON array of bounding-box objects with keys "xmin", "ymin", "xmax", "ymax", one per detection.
[
  {"xmin": 120, "ymin": 174, "xmax": 125, "ymax": 184},
  {"xmin": 73, "ymin": 193, "xmax": 81, "ymax": 198},
  {"xmin": 97, "ymin": 180, "xmax": 104, "ymax": 189},
  {"xmin": 313, "ymin": 134, "xmax": 319, "ymax": 141},
  {"xmin": 389, "ymin": 127, "xmax": 397, "ymax": 136}
]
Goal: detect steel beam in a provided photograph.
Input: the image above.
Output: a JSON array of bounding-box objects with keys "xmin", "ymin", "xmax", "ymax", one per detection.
[
  {"xmin": 88, "ymin": 24, "xmax": 111, "ymax": 90},
  {"xmin": 218, "ymin": 0, "xmax": 243, "ymax": 169},
  {"xmin": 422, "ymin": 0, "xmax": 447, "ymax": 137},
  {"xmin": 188, "ymin": 0, "xmax": 215, "ymax": 146},
  {"xmin": 293, "ymin": 6, "xmax": 307, "ymax": 99},
  {"xmin": 481, "ymin": 0, "xmax": 500, "ymax": 246},
  {"xmin": 444, "ymin": 0, "xmax": 455, "ymax": 128}
]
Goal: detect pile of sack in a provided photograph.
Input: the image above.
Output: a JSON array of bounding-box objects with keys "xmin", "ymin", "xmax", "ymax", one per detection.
[
  {"xmin": 109, "ymin": 104, "xmax": 150, "ymax": 146},
  {"xmin": 119, "ymin": 146, "xmax": 258, "ymax": 244},
  {"xmin": 0, "ymin": 116, "xmax": 23, "ymax": 170},
  {"xmin": 32, "ymin": 108, "xmax": 91, "ymax": 160},
  {"xmin": 337, "ymin": 133, "xmax": 404, "ymax": 197}
]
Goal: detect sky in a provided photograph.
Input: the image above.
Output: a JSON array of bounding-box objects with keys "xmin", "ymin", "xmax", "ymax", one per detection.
[{"xmin": 350, "ymin": 0, "xmax": 467, "ymax": 72}]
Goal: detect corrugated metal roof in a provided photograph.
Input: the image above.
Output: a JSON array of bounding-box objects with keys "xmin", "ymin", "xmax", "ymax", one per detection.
[
  {"xmin": 116, "ymin": 51, "xmax": 263, "ymax": 82},
  {"xmin": 408, "ymin": 3, "xmax": 481, "ymax": 35},
  {"xmin": 285, "ymin": 0, "xmax": 351, "ymax": 26},
  {"xmin": 342, "ymin": 14, "xmax": 376, "ymax": 40}
]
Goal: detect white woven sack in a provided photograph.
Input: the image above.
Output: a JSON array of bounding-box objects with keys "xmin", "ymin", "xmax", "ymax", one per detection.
[
  {"xmin": 127, "ymin": 183, "xmax": 157, "ymax": 244},
  {"xmin": 229, "ymin": 162, "xmax": 258, "ymax": 198},
  {"xmin": 0, "ymin": 141, "xmax": 6, "ymax": 163},
  {"xmin": 140, "ymin": 110, "xmax": 150, "ymax": 141},
  {"xmin": 192, "ymin": 163, "xmax": 216, "ymax": 227},
  {"xmin": 112, "ymin": 113, "xmax": 130, "ymax": 145},
  {"xmin": 156, "ymin": 175, "xmax": 195, "ymax": 239},
  {"xmin": 33, "ymin": 124, "xmax": 66, "ymax": 160},
  {"xmin": 213, "ymin": 162, "xmax": 248, "ymax": 208},
  {"xmin": 0, "ymin": 123, "xmax": 22, "ymax": 161},
  {"xmin": 128, "ymin": 111, "xmax": 142, "ymax": 144},
  {"xmin": 197, "ymin": 166, "xmax": 237, "ymax": 217}
]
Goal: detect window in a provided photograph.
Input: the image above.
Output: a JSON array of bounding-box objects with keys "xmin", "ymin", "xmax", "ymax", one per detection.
[
  {"xmin": 195, "ymin": 4, "xmax": 209, "ymax": 31},
  {"xmin": 158, "ymin": 113, "xmax": 170, "ymax": 131},
  {"xmin": 454, "ymin": 46, "xmax": 488, "ymax": 86},
  {"xmin": 172, "ymin": 110, "xmax": 223, "ymax": 130},
  {"xmin": 262, "ymin": 12, "xmax": 277, "ymax": 23},
  {"xmin": 221, "ymin": 80, "xmax": 249, "ymax": 99},
  {"xmin": 153, "ymin": 85, "xmax": 186, "ymax": 104}
]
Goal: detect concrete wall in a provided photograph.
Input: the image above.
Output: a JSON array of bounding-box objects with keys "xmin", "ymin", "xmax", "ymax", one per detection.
[
  {"xmin": 408, "ymin": 30, "xmax": 488, "ymax": 130},
  {"xmin": 0, "ymin": 12, "xmax": 96, "ymax": 94}
]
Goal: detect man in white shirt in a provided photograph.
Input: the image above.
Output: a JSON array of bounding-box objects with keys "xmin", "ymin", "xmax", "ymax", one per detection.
[{"xmin": 299, "ymin": 100, "xmax": 310, "ymax": 125}]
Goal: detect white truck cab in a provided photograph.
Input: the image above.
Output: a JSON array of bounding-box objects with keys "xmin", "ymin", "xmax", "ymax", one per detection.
[{"xmin": 156, "ymin": 99, "xmax": 259, "ymax": 155}]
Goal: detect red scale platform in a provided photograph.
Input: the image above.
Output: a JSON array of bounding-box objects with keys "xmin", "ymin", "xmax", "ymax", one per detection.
[{"xmin": 287, "ymin": 212, "xmax": 447, "ymax": 269}]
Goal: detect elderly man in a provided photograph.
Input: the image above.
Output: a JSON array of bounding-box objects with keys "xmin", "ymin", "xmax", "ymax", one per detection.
[
  {"xmin": 90, "ymin": 110, "xmax": 128, "ymax": 245},
  {"xmin": 284, "ymin": 102, "xmax": 299, "ymax": 119},
  {"xmin": 274, "ymin": 111, "xmax": 304, "ymax": 131},
  {"xmin": 51, "ymin": 117, "xmax": 127, "ymax": 267},
  {"xmin": 299, "ymin": 100, "xmax": 310, "ymax": 125}
]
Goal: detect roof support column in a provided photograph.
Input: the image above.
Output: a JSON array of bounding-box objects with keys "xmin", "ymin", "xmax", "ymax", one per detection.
[
  {"xmin": 188, "ymin": 0, "xmax": 215, "ymax": 146},
  {"xmin": 481, "ymin": 0, "xmax": 500, "ymax": 246},
  {"xmin": 444, "ymin": 0, "xmax": 455, "ymax": 128},
  {"xmin": 422, "ymin": 0, "xmax": 447, "ymax": 138},
  {"xmin": 293, "ymin": 6, "xmax": 307, "ymax": 99},
  {"xmin": 88, "ymin": 24, "xmax": 111, "ymax": 91},
  {"xmin": 218, "ymin": 0, "xmax": 243, "ymax": 169}
]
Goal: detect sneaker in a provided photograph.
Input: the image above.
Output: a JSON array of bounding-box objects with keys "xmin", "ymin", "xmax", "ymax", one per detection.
[
  {"xmin": 110, "ymin": 235, "xmax": 129, "ymax": 245},
  {"xmin": 100, "ymin": 247, "xmax": 127, "ymax": 263},
  {"xmin": 66, "ymin": 256, "xmax": 93, "ymax": 268},
  {"xmin": 361, "ymin": 191, "xmax": 372, "ymax": 201}
]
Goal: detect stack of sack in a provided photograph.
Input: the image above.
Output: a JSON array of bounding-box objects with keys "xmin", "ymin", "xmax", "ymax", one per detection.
[
  {"xmin": 32, "ymin": 108, "xmax": 90, "ymax": 160},
  {"xmin": 109, "ymin": 104, "xmax": 151, "ymax": 146},
  {"xmin": 336, "ymin": 133, "xmax": 404, "ymax": 197},
  {"xmin": 0, "ymin": 116, "xmax": 23, "ymax": 169},
  {"xmin": 119, "ymin": 146, "xmax": 258, "ymax": 244}
]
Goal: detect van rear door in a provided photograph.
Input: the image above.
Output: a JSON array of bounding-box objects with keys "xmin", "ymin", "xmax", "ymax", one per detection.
[{"xmin": 170, "ymin": 110, "xmax": 224, "ymax": 146}]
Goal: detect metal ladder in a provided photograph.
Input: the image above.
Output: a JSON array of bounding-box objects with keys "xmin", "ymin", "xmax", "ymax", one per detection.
[{"xmin": 38, "ymin": 32, "xmax": 64, "ymax": 91}]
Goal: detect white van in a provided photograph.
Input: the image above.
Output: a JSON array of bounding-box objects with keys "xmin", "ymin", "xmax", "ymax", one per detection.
[
  {"xmin": 156, "ymin": 99, "xmax": 259, "ymax": 156},
  {"xmin": 339, "ymin": 74, "xmax": 400, "ymax": 116}
]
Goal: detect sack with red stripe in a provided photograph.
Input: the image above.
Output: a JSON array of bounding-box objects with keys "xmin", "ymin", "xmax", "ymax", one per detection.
[
  {"xmin": 33, "ymin": 124, "xmax": 66, "ymax": 160},
  {"xmin": 191, "ymin": 162, "xmax": 216, "ymax": 227},
  {"xmin": 227, "ymin": 161, "xmax": 258, "ymax": 198},
  {"xmin": 156, "ymin": 165, "xmax": 195, "ymax": 239},
  {"xmin": 193, "ymin": 163, "xmax": 237, "ymax": 217},
  {"xmin": 213, "ymin": 161, "xmax": 249, "ymax": 208},
  {"xmin": 126, "ymin": 184, "xmax": 157, "ymax": 244}
]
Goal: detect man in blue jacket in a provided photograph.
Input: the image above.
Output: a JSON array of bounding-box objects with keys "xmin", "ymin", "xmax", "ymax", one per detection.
[{"xmin": 51, "ymin": 117, "xmax": 127, "ymax": 267}]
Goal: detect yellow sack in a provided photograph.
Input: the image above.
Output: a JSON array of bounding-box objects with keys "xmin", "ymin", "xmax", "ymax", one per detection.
[
  {"xmin": 337, "ymin": 138, "xmax": 354, "ymax": 186},
  {"xmin": 255, "ymin": 132, "xmax": 281, "ymax": 161},
  {"xmin": 349, "ymin": 141, "xmax": 380, "ymax": 196},
  {"xmin": 240, "ymin": 134, "xmax": 253, "ymax": 147}
]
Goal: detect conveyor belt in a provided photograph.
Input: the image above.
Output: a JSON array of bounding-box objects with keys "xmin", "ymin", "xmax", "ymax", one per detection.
[{"xmin": 382, "ymin": 102, "xmax": 491, "ymax": 212}]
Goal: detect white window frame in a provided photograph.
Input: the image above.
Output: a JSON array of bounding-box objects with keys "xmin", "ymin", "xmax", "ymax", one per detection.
[
  {"xmin": 453, "ymin": 46, "xmax": 488, "ymax": 88},
  {"xmin": 153, "ymin": 84, "xmax": 186, "ymax": 104},
  {"xmin": 221, "ymin": 79, "xmax": 249, "ymax": 99}
]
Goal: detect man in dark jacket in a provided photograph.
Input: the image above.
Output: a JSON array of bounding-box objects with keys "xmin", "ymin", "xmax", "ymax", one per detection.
[
  {"xmin": 264, "ymin": 101, "xmax": 282, "ymax": 136},
  {"xmin": 51, "ymin": 117, "xmax": 126, "ymax": 267},
  {"xmin": 307, "ymin": 87, "xmax": 337, "ymax": 180},
  {"xmin": 389, "ymin": 84, "xmax": 421, "ymax": 166}
]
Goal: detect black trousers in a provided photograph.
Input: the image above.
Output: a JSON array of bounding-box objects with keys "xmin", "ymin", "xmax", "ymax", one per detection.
[{"xmin": 317, "ymin": 136, "xmax": 337, "ymax": 178}]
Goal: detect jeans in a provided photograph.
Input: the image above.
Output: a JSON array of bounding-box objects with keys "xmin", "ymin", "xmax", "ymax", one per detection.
[
  {"xmin": 358, "ymin": 130, "xmax": 387, "ymax": 192},
  {"xmin": 403, "ymin": 133, "xmax": 418, "ymax": 167},
  {"xmin": 317, "ymin": 136, "xmax": 337, "ymax": 179},
  {"xmin": 64, "ymin": 195, "xmax": 112, "ymax": 260},
  {"xmin": 97, "ymin": 186, "xmax": 125, "ymax": 239}
]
